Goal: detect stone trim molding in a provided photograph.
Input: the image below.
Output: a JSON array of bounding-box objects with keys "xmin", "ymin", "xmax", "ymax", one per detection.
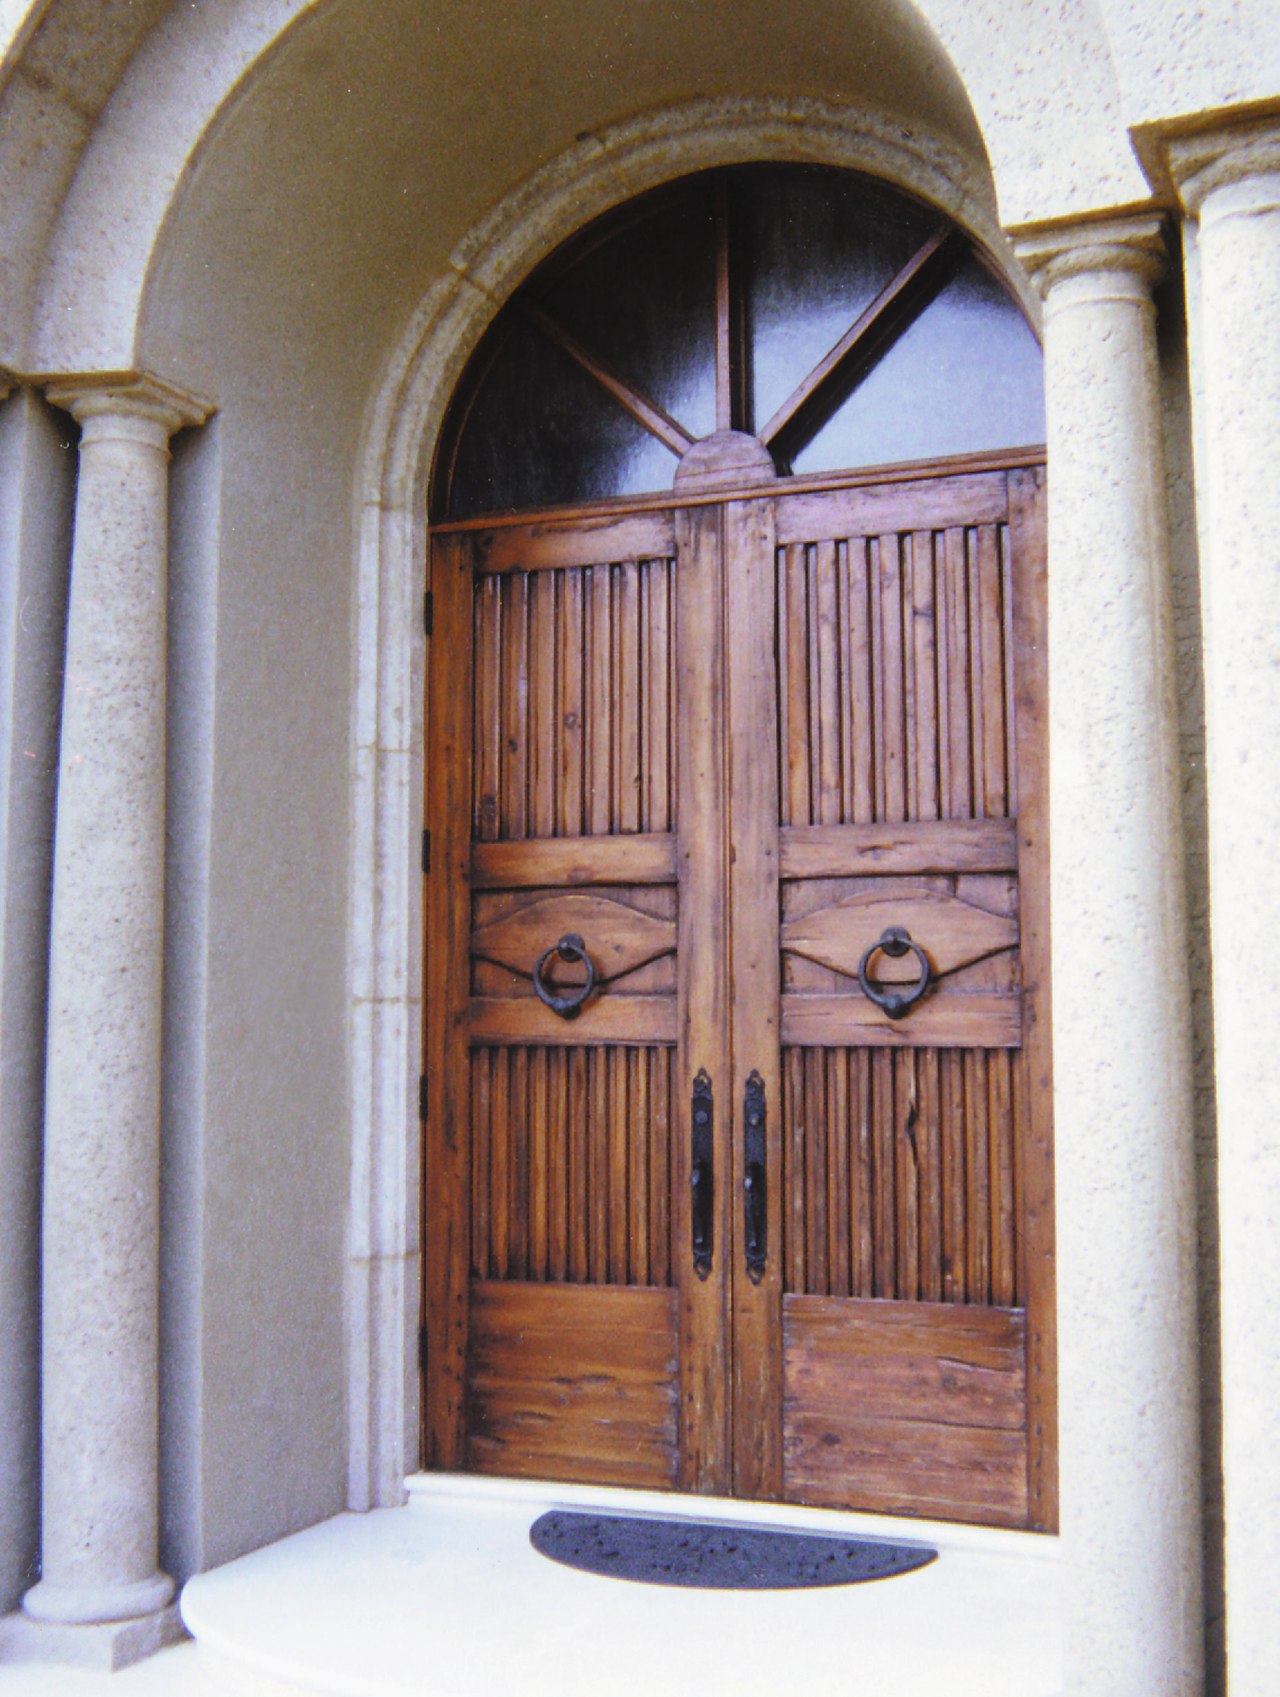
[
  {"xmin": 1014, "ymin": 214, "xmax": 1165, "ymax": 302},
  {"xmin": 1166, "ymin": 116, "xmax": 1280, "ymax": 222},
  {"xmin": 43, "ymin": 370, "xmax": 213, "ymax": 438},
  {"xmin": 343, "ymin": 94, "xmax": 1039, "ymax": 1513}
]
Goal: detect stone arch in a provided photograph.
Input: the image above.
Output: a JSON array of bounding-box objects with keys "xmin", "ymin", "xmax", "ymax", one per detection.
[{"xmin": 0, "ymin": 0, "xmax": 1142, "ymax": 379}]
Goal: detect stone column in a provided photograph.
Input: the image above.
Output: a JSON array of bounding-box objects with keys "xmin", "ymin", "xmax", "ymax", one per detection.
[
  {"xmin": 1168, "ymin": 118, "xmax": 1280, "ymax": 1697},
  {"xmin": 1015, "ymin": 219, "xmax": 1202, "ymax": 1695},
  {"xmin": 14, "ymin": 374, "xmax": 208, "ymax": 1670}
]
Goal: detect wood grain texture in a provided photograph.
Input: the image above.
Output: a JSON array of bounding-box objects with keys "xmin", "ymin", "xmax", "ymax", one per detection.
[
  {"xmin": 467, "ymin": 1280, "xmax": 679, "ymax": 1488},
  {"xmin": 673, "ymin": 503, "xmax": 732, "ymax": 1492},
  {"xmin": 780, "ymin": 819, "xmax": 1017, "ymax": 879},
  {"xmin": 783, "ymin": 1295, "xmax": 1028, "ymax": 1524},
  {"xmin": 422, "ymin": 534, "xmax": 477, "ymax": 1468},
  {"xmin": 780, "ymin": 1049, "xmax": 1022, "ymax": 1302}
]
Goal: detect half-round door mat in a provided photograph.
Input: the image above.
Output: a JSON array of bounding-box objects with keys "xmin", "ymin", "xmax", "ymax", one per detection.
[{"xmin": 529, "ymin": 1510, "xmax": 937, "ymax": 1590}]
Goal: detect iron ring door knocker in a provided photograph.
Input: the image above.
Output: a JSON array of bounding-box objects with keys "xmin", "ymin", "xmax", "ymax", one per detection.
[
  {"xmin": 532, "ymin": 933, "xmax": 597, "ymax": 1019},
  {"xmin": 857, "ymin": 925, "xmax": 931, "ymax": 1019}
]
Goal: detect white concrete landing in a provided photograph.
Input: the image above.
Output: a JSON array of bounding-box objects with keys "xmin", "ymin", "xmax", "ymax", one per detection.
[{"xmin": 180, "ymin": 1475, "xmax": 1063, "ymax": 1697}]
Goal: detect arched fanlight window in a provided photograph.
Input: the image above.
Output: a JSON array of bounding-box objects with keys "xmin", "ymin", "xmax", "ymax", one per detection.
[{"xmin": 433, "ymin": 166, "xmax": 1043, "ymax": 520}]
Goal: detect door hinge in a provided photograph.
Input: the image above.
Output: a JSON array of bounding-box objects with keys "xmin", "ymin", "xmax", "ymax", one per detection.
[
  {"xmin": 418, "ymin": 1073, "xmax": 427, "ymax": 1122},
  {"xmin": 418, "ymin": 1320, "xmax": 428, "ymax": 1376},
  {"xmin": 424, "ymin": 590, "xmax": 434, "ymax": 638},
  {"xmin": 422, "ymin": 828, "xmax": 431, "ymax": 874}
]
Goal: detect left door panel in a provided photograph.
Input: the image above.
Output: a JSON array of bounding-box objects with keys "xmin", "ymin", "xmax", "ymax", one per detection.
[{"xmin": 422, "ymin": 512, "xmax": 727, "ymax": 1491}]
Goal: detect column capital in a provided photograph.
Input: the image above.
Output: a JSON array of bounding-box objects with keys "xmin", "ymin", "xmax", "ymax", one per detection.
[
  {"xmin": 43, "ymin": 370, "xmax": 212, "ymax": 437},
  {"xmin": 1166, "ymin": 116, "xmax": 1280, "ymax": 221},
  {"xmin": 1014, "ymin": 214, "xmax": 1165, "ymax": 303}
]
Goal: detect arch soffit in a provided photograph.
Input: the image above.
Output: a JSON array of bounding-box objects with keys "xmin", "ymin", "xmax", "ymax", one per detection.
[{"xmin": 5, "ymin": 0, "xmax": 1149, "ymax": 378}]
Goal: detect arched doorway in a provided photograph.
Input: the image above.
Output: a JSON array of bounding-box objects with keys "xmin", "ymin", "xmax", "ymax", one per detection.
[{"xmin": 421, "ymin": 165, "xmax": 1053, "ymax": 1531}]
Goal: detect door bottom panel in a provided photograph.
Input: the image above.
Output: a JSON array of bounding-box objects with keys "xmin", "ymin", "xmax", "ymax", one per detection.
[
  {"xmin": 465, "ymin": 1280, "xmax": 679, "ymax": 1490},
  {"xmin": 782, "ymin": 1296, "xmax": 1029, "ymax": 1526}
]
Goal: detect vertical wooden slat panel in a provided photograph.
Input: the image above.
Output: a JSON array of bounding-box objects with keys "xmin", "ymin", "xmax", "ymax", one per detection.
[
  {"xmin": 784, "ymin": 543, "xmax": 811, "ymax": 826},
  {"xmin": 568, "ymin": 1047, "xmax": 589, "ymax": 1283},
  {"xmin": 559, "ymin": 568, "xmax": 585, "ymax": 838},
  {"xmin": 472, "ymin": 1048, "xmax": 491, "ymax": 1279},
  {"xmin": 828, "ymin": 1049, "xmax": 851, "ymax": 1298},
  {"xmin": 835, "ymin": 541, "xmax": 855, "ymax": 825},
  {"xmin": 643, "ymin": 561, "xmax": 673, "ymax": 833},
  {"xmin": 895, "ymin": 1051, "xmax": 920, "ymax": 1302},
  {"xmin": 630, "ymin": 1047, "xmax": 650, "ymax": 1285},
  {"xmin": 649, "ymin": 1049, "xmax": 671, "ymax": 1287},
  {"xmin": 880, "ymin": 534, "xmax": 906, "ymax": 824},
  {"xmin": 852, "ymin": 1050, "xmax": 874, "ymax": 1298},
  {"xmin": 913, "ymin": 1049, "xmax": 938, "ymax": 1303},
  {"xmin": 528, "ymin": 1046, "xmax": 549, "ymax": 1282},
  {"xmin": 501, "ymin": 574, "xmax": 529, "ymax": 840},
  {"xmin": 474, "ymin": 576, "xmax": 502, "ymax": 842},
  {"xmin": 588, "ymin": 1048, "xmax": 609, "ymax": 1283},
  {"xmin": 902, "ymin": 536, "xmax": 918, "ymax": 825},
  {"xmin": 849, "ymin": 540, "xmax": 875, "ymax": 825},
  {"xmin": 966, "ymin": 531, "xmax": 987, "ymax": 821},
  {"xmin": 977, "ymin": 525, "xmax": 1008, "ymax": 817},
  {"xmin": 488, "ymin": 1047, "xmax": 510, "ymax": 1280},
  {"xmin": 588, "ymin": 566, "xmax": 613, "ymax": 835},
  {"xmin": 512, "ymin": 1048, "xmax": 531, "ymax": 1279},
  {"xmin": 814, "ymin": 541, "xmax": 842, "ymax": 825},
  {"xmin": 944, "ymin": 526, "xmax": 972, "ymax": 821},
  {"xmin": 529, "ymin": 571, "xmax": 557, "ymax": 838},
  {"xmin": 804, "ymin": 1047, "xmax": 829, "ymax": 1296},
  {"xmin": 609, "ymin": 1046, "xmax": 629, "ymax": 1283},
  {"xmin": 965, "ymin": 1051, "xmax": 991, "ymax": 1305},
  {"xmin": 547, "ymin": 1048, "xmax": 568, "ymax": 1282},
  {"xmin": 785, "ymin": 1049, "xmax": 806, "ymax": 1292},
  {"xmin": 941, "ymin": 1048, "xmax": 966, "ymax": 1303},
  {"xmin": 911, "ymin": 531, "xmax": 939, "ymax": 823},
  {"xmin": 990, "ymin": 1049, "xmax": 1017, "ymax": 1307},
  {"xmin": 869, "ymin": 536, "xmax": 887, "ymax": 824},
  {"xmin": 617, "ymin": 564, "xmax": 641, "ymax": 833},
  {"xmin": 872, "ymin": 1048, "xmax": 896, "ymax": 1298}
]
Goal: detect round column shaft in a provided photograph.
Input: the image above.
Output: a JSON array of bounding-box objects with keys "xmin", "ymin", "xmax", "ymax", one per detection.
[
  {"xmin": 22, "ymin": 378, "xmax": 203, "ymax": 1631},
  {"xmin": 1016, "ymin": 218, "xmax": 1202, "ymax": 1695},
  {"xmin": 1171, "ymin": 119, "xmax": 1280, "ymax": 1696}
]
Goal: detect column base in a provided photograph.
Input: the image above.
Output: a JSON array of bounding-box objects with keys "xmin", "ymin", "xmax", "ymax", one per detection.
[{"xmin": 0, "ymin": 1602, "xmax": 186, "ymax": 1671}]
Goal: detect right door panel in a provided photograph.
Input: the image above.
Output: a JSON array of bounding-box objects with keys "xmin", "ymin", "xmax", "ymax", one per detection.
[{"xmin": 738, "ymin": 465, "xmax": 1055, "ymax": 1530}]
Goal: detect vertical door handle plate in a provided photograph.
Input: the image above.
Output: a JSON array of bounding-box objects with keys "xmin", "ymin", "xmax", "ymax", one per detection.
[
  {"xmin": 744, "ymin": 1070, "xmax": 767, "ymax": 1284},
  {"xmin": 691, "ymin": 1069, "xmax": 714, "ymax": 1279}
]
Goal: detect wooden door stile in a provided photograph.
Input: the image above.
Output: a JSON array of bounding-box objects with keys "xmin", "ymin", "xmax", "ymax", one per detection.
[
  {"xmin": 423, "ymin": 531, "xmax": 477, "ymax": 1468},
  {"xmin": 674, "ymin": 502, "xmax": 732, "ymax": 1493},
  {"xmin": 1008, "ymin": 465, "xmax": 1057, "ymax": 1530},
  {"xmin": 724, "ymin": 495, "xmax": 784, "ymax": 1501}
]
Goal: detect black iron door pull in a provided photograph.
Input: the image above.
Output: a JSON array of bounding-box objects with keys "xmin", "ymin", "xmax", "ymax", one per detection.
[
  {"xmin": 532, "ymin": 933, "xmax": 596, "ymax": 1018},
  {"xmin": 857, "ymin": 925, "xmax": 931, "ymax": 1019},
  {"xmin": 691, "ymin": 1069, "xmax": 714, "ymax": 1279},
  {"xmin": 743, "ymin": 1070, "xmax": 767, "ymax": 1284}
]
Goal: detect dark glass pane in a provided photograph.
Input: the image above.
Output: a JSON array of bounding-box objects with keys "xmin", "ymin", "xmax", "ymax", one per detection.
[
  {"xmin": 540, "ymin": 191, "xmax": 718, "ymax": 444},
  {"xmin": 741, "ymin": 166, "xmax": 937, "ymax": 436},
  {"xmin": 445, "ymin": 313, "xmax": 679, "ymax": 518},
  {"xmin": 791, "ymin": 253, "xmax": 1045, "ymax": 475}
]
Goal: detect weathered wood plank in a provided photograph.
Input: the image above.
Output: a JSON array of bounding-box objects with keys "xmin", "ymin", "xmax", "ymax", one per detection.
[
  {"xmin": 781, "ymin": 994, "xmax": 1021, "ymax": 1048},
  {"xmin": 467, "ymin": 1281, "xmax": 679, "ymax": 1488}
]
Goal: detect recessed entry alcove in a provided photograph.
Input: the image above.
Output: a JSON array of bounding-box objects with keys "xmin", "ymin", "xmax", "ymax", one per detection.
[{"xmin": 420, "ymin": 163, "xmax": 1055, "ymax": 1533}]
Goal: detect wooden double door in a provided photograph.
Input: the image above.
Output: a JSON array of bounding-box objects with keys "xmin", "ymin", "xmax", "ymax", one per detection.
[{"xmin": 423, "ymin": 454, "xmax": 1055, "ymax": 1530}]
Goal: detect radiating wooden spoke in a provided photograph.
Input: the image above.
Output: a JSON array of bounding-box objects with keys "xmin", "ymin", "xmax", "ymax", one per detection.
[
  {"xmin": 518, "ymin": 297, "xmax": 695, "ymax": 457},
  {"xmin": 714, "ymin": 180, "xmax": 748, "ymax": 434},
  {"xmin": 760, "ymin": 224, "xmax": 953, "ymax": 450}
]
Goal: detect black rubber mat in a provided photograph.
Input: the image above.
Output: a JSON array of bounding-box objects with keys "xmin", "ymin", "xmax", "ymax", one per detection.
[{"xmin": 529, "ymin": 1510, "xmax": 937, "ymax": 1590}]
